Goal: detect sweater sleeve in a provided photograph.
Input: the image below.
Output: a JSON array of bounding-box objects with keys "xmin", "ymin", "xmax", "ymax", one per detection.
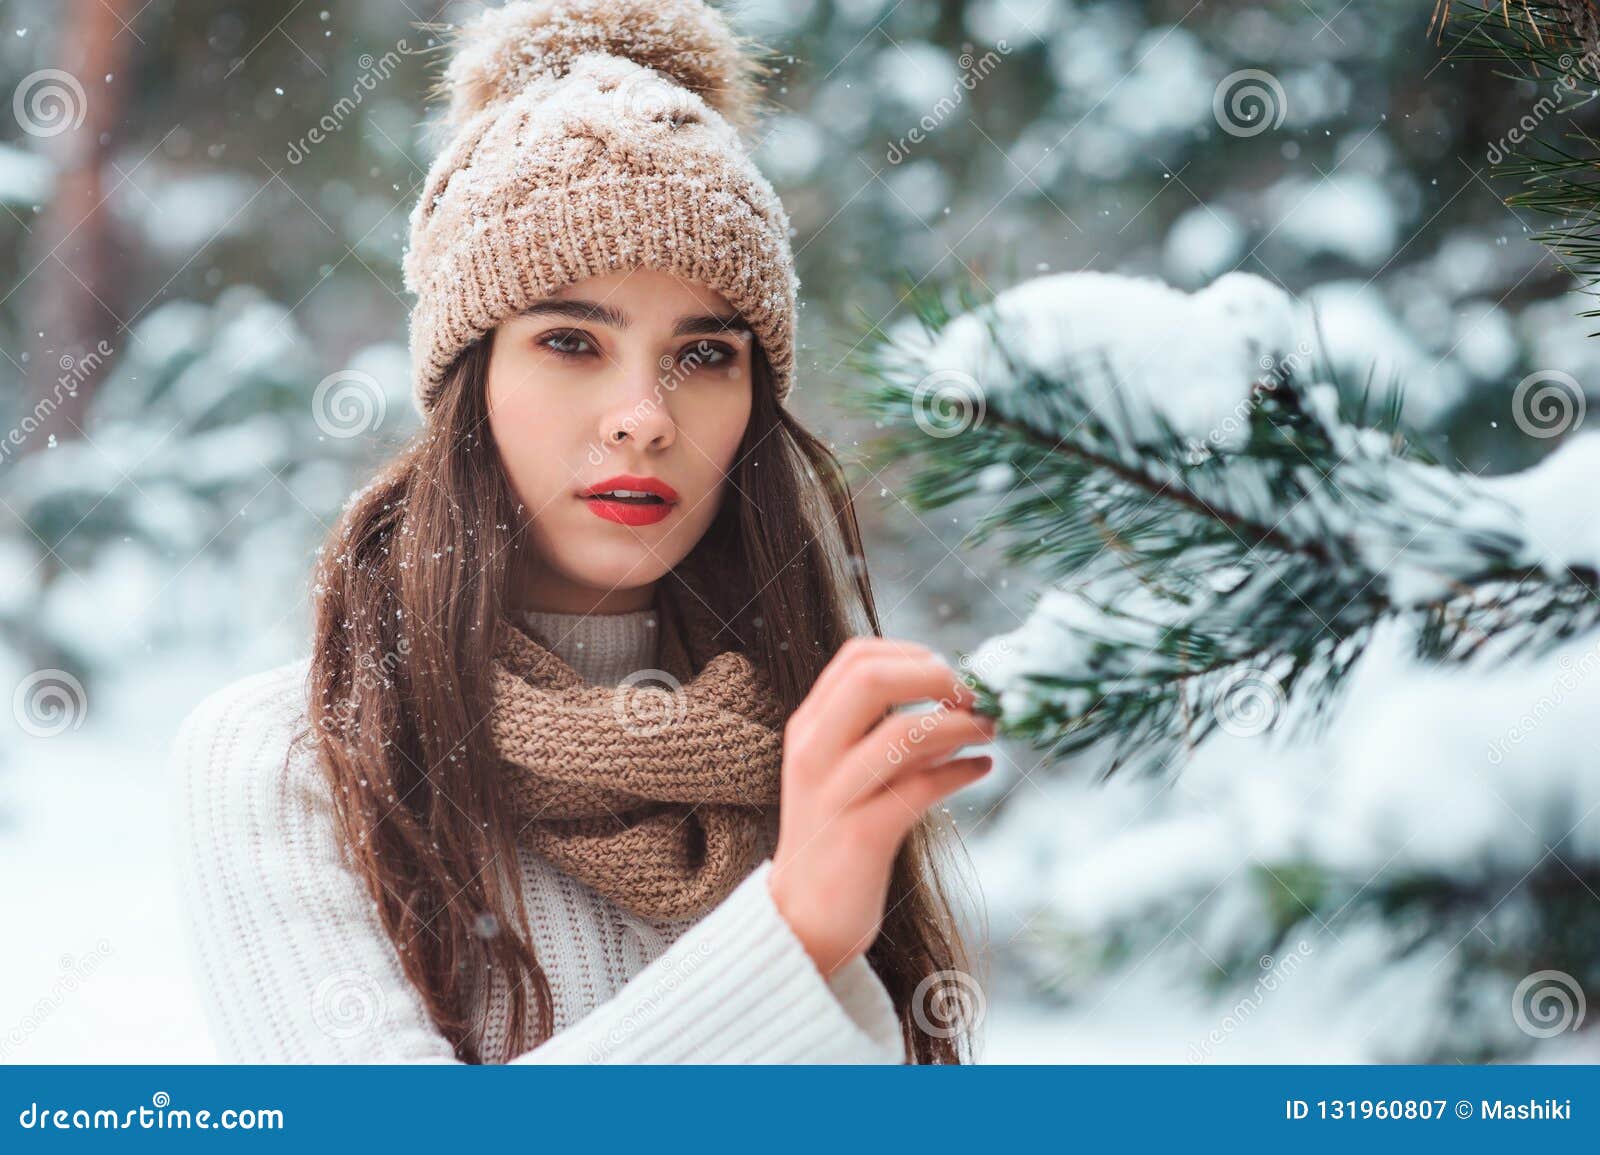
[
  {"xmin": 171, "ymin": 664, "xmax": 905, "ymax": 1065},
  {"xmin": 512, "ymin": 859, "xmax": 904, "ymax": 1063}
]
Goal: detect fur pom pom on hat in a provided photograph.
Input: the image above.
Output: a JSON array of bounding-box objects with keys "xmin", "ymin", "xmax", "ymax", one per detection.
[
  {"xmin": 401, "ymin": 0, "xmax": 800, "ymax": 418},
  {"xmin": 434, "ymin": 0, "xmax": 767, "ymax": 132}
]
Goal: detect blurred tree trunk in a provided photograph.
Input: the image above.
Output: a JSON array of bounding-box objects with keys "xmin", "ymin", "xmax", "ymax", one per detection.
[{"xmin": 16, "ymin": 0, "xmax": 133, "ymax": 458}]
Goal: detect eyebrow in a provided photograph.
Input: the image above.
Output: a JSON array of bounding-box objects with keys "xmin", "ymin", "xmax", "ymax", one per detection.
[{"xmin": 518, "ymin": 298, "xmax": 750, "ymax": 338}]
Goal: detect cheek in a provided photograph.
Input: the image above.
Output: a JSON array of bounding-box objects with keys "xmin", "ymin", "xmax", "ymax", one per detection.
[
  {"xmin": 681, "ymin": 381, "xmax": 752, "ymax": 470},
  {"xmin": 492, "ymin": 418, "xmax": 545, "ymax": 504},
  {"xmin": 486, "ymin": 351, "xmax": 570, "ymax": 504}
]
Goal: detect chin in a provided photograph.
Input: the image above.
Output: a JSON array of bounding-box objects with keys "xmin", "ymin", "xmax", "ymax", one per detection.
[{"xmin": 550, "ymin": 540, "xmax": 678, "ymax": 590}]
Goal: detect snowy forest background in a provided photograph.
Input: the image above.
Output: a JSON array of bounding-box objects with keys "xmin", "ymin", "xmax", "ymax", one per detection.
[{"xmin": 2, "ymin": 0, "xmax": 1597, "ymax": 1062}]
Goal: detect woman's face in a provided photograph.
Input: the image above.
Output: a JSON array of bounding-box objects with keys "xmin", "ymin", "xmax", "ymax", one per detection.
[{"xmin": 486, "ymin": 266, "xmax": 755, "ymax": 614}]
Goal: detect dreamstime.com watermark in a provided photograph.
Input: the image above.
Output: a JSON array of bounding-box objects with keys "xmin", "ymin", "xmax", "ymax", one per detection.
[
  {"xmin": 0, "ymin": 340, "xmax": 114, "ymax": 464},
  {"xmin": 312, "ymin": 368, "xmax": 387, "ymax": 439},
  {"xmin": 285, "ymin": 39, "xmax": 428, "ymax": 164},
  {"xmin": 1511, "ymin": 969, "xmax": 1586, "ymax": 1039},
  {"xmin": 1187, "ymin": 939, "xmax": 1314, "ymax": 1062},
  {"xmin": 1211, "ymin": 667, "xmax": 1285, "ymax": 738},
  {"xmin": 1486, "ymin": 47, "xmax": 1600, "ymax": 166},
  {"xmin": 310, "ymin": 967, "xmax": 388, "ymax": 1041},
  {"xmin": 883, "ymin": 639, "xmax": 1011, "ymax": 768},
  {"xmin": 12, "ymin": 68, "xmax": 86, "ymax": 137},
  {"xmin": 1511, "ymin": 369, "xmax": 1586, "ymax": 439},
  {"xmin": 1213, "ymin": 68, "xmax": 1288, "ymax": 138},
  {"xmin": 587, "ymin": 938, "xmax": 716, "ymax": 1061},
  {"xmin": 582, "ymin": 338, "xmax": 748, "ymax": 466},
  {"xmin": 317, "ymin": 636, "xmax": 412, "ymax": 741},
  {"xmin": 912, "ymin": 968, "xmax": 987, "ymax": 1038},
  {"xmin": 884, "ymin": 42, "xmax": 1011, "ymax": 165},
  {"xmin": 1185, "ymin": 340, "xmax": 1316, "ymax": 465},
  {"xmin": 0, "ymin": 940, "xmax": 113, "ymax": 1061},
  {"xmin": 11, "ymin": 668, "xmax": 89, "ymax": 738},
  {"xmin": 17, "ymin": 1092, "xmax": 283, "ymax": 1132},
  {"xmin": 910, "ymin": 368, "xmax": 985, "ymax": 439},
  {"xmin": 610, "ymin": 667, "xmax": 687, "ymax": 737},
  {"xmin": 1486, "ymin": 637, "xmax": 1600, "ymax": 765}
]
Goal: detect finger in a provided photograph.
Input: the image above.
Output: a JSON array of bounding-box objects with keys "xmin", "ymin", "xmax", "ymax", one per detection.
[
  {"xmin": 828, "ymin": 708, "xmax": 996, "ymax": 803},
  {"xmin": 803, "ymin": 636, "xmax": 939, "ymax": 714},
  {"xmin": 859, "ymin": 754, "xmax": 994, "ymax": 835},
  {"xmin": 807, "ymin": 652, "xmax": 980, "ymax": 753}
]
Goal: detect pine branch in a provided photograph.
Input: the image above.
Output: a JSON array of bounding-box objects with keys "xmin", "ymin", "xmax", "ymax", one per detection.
[
  {"xmin": 1434, "ymin": 2, "xmax": 1600, "ymax": 291},
  {"xmin": 850, "ymin": 274, "xmax": 1600, "ymax": 774},
  {"xmin": 1433, "ymin": 0, "xmax": 1600, "ymax": 60},
  {"xmin": 1017, "ymin": 852, "xmax": 1600, "ymax": 1060}
]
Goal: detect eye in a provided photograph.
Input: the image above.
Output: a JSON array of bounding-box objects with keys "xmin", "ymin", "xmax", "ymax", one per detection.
[
  {"xmin": 677, "ymin": 339, "xmax": 738, "ymax": 369},
  {"xmin": 538, "ymin": 329, "xmax": 596, "ymax": 359}
]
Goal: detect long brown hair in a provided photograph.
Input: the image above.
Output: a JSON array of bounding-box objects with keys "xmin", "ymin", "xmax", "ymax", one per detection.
[{"xmin": 297, "ymin": 333, "xmax": 983, "ymax": 1063}]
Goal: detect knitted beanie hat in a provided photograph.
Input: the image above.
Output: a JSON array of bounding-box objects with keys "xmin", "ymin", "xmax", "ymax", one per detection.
[{"xmin": 401, "ymin": 0, "xmax": 800, "ymax": 419}]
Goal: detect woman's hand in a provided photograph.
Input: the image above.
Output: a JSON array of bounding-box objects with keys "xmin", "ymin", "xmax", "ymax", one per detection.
[{"xmin": 767, "ymin": 637, "xmax": 997, "ymax": 977}]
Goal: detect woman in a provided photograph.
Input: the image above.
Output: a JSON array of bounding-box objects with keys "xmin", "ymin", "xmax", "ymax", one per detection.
[{"xmin": 172, "ymin": 0, "xmax": 994, "ymax": 1064}]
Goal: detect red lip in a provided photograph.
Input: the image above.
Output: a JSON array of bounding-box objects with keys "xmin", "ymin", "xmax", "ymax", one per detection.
[
  {"xmin": 578, "ymin": 474, "xmax": 680, "ymax": 501},
  {"xmin": 577, "ymin": 473, "xmax": 680, "ymax": 527}
]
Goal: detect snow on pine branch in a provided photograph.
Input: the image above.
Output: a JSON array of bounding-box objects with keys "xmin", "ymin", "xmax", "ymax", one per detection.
[
  {"xmin": 852, "ymin": 269, "xmax": 1600, "ymax": 772},
  {"xmin": 975, "ymin": 622, "xmax": 1600, "ymax": 1061}
]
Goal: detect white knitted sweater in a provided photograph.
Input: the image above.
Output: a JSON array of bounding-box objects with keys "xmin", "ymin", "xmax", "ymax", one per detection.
[{"xmin": 170, "ymin": 606, "xmax": 906, "ymax": 1064}]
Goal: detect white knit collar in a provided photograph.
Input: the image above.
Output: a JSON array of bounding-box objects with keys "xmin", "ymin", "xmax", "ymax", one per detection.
[{"xmin": 518, "ymin": 605, "xmax": 660, "ymax": 687}]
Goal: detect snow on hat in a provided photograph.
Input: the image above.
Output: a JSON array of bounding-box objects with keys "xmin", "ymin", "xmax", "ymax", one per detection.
[{"xmin": 401, "ymin": 0, "xmax": 800, "ymax": 418}]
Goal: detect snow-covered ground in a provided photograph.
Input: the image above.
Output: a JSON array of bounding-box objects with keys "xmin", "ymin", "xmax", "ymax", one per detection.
[{"xmin": 1, "ymin": 653, "xmax": 227, "ymax": 1063}]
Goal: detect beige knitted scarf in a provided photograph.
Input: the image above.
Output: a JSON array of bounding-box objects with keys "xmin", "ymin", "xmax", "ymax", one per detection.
[{"xmin": 488, "ymin": 570, "xmax": 785, "ymax": 921}]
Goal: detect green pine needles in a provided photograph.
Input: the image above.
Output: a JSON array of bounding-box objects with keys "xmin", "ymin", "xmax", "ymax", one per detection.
[{"xmin": 850, "ymin": 271, "xmax": 1600, "ymax": 776}]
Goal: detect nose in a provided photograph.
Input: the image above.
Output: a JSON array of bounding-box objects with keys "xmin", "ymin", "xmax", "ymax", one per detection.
[{"xmin": 597, "ymin": 352, "xmax": 676, "ymax": 451}]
